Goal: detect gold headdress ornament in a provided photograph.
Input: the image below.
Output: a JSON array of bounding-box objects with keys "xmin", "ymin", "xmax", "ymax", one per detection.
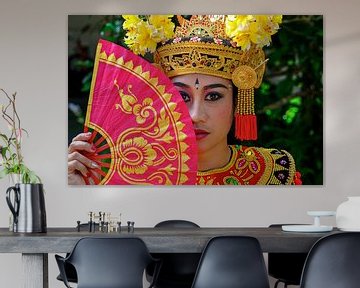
[{"xmin": 123, "ymin": 15, "xmax": 282, "ymax": 140}]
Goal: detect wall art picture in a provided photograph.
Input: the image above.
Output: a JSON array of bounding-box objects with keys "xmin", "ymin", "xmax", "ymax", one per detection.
[{"xmin": 68, "ymin": 15, "xmax": 323, "ymax": 185}]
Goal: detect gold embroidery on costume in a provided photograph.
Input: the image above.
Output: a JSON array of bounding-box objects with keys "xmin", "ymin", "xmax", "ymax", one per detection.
[{"xmin": 196, "ymin": 145, "xmax": 297, "ymax": 185}]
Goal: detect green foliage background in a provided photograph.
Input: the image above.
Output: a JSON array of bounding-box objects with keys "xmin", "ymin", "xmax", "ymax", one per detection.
[
  {"xmin": 68, "ymin": 15, "xmax": 323, "ymax": 185},
  {"xmin": 259, "ymin": 15, "xmax": 323, "ymax": 185}
]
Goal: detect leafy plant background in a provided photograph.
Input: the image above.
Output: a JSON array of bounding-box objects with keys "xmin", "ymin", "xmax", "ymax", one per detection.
[{"xmin": 68, "ymin": 15, "xmax": 323, "ymax": 185}]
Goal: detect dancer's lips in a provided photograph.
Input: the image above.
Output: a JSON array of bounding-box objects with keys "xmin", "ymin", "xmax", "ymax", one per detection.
[{"xmin": 194, "ymin": 129, "xmax": 209, "ymax": 140}]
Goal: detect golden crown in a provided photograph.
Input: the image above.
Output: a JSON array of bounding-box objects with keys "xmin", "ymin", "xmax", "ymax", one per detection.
[
  {"xmin": 152, "ymin": 15, "xmax": 282, "ymax": 90},
  {"xmin": 175, "ymin": 15, "xmax": 227, "ymax": 38},
  {"xmin": 154, "ymin": 40, "xmax": 265, "ymax": 90}
]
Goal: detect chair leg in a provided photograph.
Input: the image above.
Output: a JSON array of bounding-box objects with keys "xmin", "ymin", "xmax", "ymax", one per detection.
[{"xmin": 274, "ymin": 279, "xmax": 288, "ymax": 288}]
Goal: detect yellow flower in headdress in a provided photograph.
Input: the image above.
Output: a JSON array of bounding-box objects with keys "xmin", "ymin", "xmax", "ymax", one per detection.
[
  {"xmin": 123, "ymin": 15, "xmax": 175, "ymax": 56},
  {"xmin": 253, "ymin": 15, "xmax": 282, "ymax": 47},
  {"xmin": 124, "ymin": 20, "xmax": 156, "ymax": 56},
  {"xmin": 122, "ymin": 15, "xmax": 142, "ymax": 31},
  {"xmin": 225, "ymin": 15, "xmax": 254, "ymax": 34},
  {"xmin": 148, "ymin": 15, "xmax": 175, "ymax": 41},
  {"xmin": 225, "ymin": 15, "xmax": 282, "ymax": 50}
]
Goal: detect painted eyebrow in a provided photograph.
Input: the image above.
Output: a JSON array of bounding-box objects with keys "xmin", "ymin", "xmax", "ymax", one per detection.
[
  {"xmin": 172, "ymin": 82, "xmax": 230, "ymax": 90},
  {"xmin": 172, "ymin": 82, "xmax": 190, "ymax": 88},
  {"xmin": 204, "ymin": 83, "xmax": 230, "ymax": 90}
]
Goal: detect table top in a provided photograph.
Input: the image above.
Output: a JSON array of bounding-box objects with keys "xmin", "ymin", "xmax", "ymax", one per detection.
[{"xmin": 0, "ymin": 227, "xmax": 341, "ymax": 254}]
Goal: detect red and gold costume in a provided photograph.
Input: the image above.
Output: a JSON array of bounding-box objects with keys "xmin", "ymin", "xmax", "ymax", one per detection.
[{"xmin": 197, "ymin": 145, "xmax": 302, "ymax": 185}]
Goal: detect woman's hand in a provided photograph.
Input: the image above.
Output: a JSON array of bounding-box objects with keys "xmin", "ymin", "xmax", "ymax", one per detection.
[{"xmin": 68, "ymin": 132, "xmax": 100, "ymax": 185}]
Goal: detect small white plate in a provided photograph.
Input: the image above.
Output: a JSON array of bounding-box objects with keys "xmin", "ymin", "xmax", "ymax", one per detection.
[
  {"xmin": 282, "ymin": 225, "xmax": 333, "ymax": 232},
  {"xmin": 307, "ymin": 211, "xmax": 336, "ymax": 217}
]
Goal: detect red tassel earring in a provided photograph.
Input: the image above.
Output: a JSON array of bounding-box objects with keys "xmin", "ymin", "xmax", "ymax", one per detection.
[
  {"xmin": 232, "ymin": 65, "xmax": 258, "ymax": 141},
  {"xmin": 235, "ymin": 87, "xmax": 257, "ymax": 141}
]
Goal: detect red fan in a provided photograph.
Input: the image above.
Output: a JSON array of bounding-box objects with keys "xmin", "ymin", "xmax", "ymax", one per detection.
[{"xmin": 83, "ymin": 39, "xmax": 197, "ymax": 185}]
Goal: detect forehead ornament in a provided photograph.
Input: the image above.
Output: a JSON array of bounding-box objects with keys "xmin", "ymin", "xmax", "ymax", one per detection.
[{"xmin": 195, "ymin": 78, "xmax": 200, "ymax": 90}]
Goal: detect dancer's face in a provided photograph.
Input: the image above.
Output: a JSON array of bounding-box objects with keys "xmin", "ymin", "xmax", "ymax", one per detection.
[{"xmin": 172, "ymin": 74, "xmax": 234, "ymax": 155}]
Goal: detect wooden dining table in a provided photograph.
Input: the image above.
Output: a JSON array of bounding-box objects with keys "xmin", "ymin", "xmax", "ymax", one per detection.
[{"xmin": 0, "ymin": 226, "xmax": 340, "ymax": 288}]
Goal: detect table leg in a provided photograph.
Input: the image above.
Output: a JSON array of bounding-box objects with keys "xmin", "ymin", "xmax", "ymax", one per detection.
[{"xmin": 22, "ymin": 253, "xmax": 48, "ymax": 288}]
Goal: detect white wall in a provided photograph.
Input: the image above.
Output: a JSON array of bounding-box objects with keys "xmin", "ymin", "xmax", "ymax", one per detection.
[{"xmin": 1, "ymin": 0, "xmax": 360, "ymax": 287}]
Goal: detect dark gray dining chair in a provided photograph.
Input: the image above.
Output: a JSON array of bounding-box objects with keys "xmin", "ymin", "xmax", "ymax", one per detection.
[
  {"xmin": 191, "ymin": 236, "xmax": 270, "ymax": 288},
  {"xmin": 55, "ymin": 237, "xmax": 161, "ymax": 288},
  {"xmin": 147, "ymin": 220, "xmax": 201, "ymax": 288},
  {"xmin": 300, "ymin": 232, "xmax": 360, "ymax": 288},
  {"xmin": 268, "ymin": 224, "xmax": 308, "ymax": 288}
]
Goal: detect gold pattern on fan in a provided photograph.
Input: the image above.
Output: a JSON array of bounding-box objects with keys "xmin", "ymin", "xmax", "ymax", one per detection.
[{"xmin": 112, "ymin": 78, "xmax": 181, "ymax": 183}]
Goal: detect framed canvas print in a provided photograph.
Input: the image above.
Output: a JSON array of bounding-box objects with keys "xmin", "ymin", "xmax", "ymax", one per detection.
[{"xmin": 68, "ymin": 15, "xmax": 323, "ymax": 185}]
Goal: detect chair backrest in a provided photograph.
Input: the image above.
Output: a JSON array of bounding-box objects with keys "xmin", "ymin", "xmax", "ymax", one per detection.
[
  {"xmin": 56, "ymin": 223, "xmax": 101, "ymax": 284},
  {"xmin": 300, "ymin": 232, "xmax": 360, "ymax": 288},
  {"xmin": 155, "ymin": 219, "xmax": 200, "ymax": 228},
  {"xmin": 150, "ymin": 220, "xmax": 201, "ymax": 288},
  {"xmin": 60, "ymin": 237, "xmax": 155, "ymax": 288},
  {"xmin": 191, "ymin": 236, "xmax": 270, "ymax": 288}
]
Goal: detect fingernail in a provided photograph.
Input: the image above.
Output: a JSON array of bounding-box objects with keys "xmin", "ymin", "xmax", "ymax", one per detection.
[{"xmin": 91, "ymin": 162, "xmax": 100, "ymax": 169}]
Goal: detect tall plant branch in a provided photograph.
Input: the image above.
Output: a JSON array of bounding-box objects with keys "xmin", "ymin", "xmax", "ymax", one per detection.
[
  {"xmin": 0, "ymin": 88, "xmax": 40, "ymax": 183},
  {"xmin": 1, "ymin": 89, "xmax": 23, "ymax": 167}
]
